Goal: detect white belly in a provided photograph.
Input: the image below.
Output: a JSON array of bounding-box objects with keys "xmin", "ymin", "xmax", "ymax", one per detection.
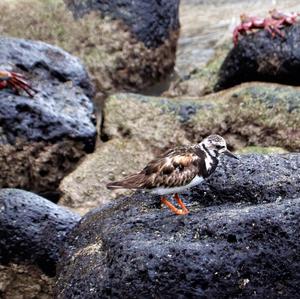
[{"xmin": 150, "ymin": 175, "xmax": 204, "ymax": 195}]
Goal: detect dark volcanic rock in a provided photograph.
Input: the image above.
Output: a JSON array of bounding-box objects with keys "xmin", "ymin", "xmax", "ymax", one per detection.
[
  {"xmin": 64, "ymin": 0, "xmax": 180, "ymax": 48},
  {"xmin": 186, "ymin": 153, "xmax": 300, "ymax": 206},
  {"xmin": 0, "ymin": 36, "xmax": 94, "ymax": 97},
  {"xmin": 63, "ymin": 0, "xmax": 179, "ymax": 93},
  {"xmin": 215, "ymin": 22, "xmax": 300, "ymax": 90},
  {"xmin": 56, "ymin": 154, "xmax": 300, "ymax": 298},
  {"xmin": 0, "ymin": 189, "xmax": 80, "ymax": 276},
  {"xmin": 0, "ymin": 37, "xmax": 97, "ymax": 195}
]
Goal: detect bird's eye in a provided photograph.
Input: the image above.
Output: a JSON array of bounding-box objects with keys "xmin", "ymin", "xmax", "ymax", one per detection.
[{"xmin": 216, "ymin": 145, "xmax": 224, "ymax": 149}]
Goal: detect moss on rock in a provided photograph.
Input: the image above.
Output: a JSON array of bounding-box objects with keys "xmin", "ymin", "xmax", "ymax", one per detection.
[
  {"xmin": 236, "ymin": 146, "xmax": 288, "ymax": 154},
  {"xmin": 103, "ymin": 93, "xmax": 189, "ymax": 153},
  {"xmin": 187, "ymin": 83, "xmax": 300, "ymax": 150}
]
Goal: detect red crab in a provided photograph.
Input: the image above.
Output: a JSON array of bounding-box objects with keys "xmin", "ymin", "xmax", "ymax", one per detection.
[
  {"xmin": 0, "ymin": 70, "xmax": 36, "ymax": 98},
  {"xmin": 233, "ymin": 9, "xmax": 300, "ymax": 46}
]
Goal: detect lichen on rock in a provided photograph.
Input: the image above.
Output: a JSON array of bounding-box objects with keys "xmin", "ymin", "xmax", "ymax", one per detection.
[{"xmin": 187, "ymin": 83, "xmax": 300, "ymax": 151}]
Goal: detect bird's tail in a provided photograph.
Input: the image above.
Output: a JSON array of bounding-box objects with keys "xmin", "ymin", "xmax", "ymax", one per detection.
[{"xmin": 106, "ymin": 173, "xmax": 145, "ymax": 190}]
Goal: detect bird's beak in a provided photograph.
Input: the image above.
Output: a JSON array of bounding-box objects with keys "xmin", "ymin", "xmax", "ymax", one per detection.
[{"xmin": 224, "ymin": 150, "xmax": 239, "ymax": 159}]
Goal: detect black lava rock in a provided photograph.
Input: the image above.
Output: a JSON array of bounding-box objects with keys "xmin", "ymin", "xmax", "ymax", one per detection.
[
  {"xmin": 56, "ymin": 154, "xmax": 300, "ymax": 298},
  {"xmin": 186, "ymin": 153, "xmax": 300, "ymax": 206},
  {"xmin": 0, "ymin": 37, "xmax": 96, "ymax": 147},
  {"xmin": 0, "ymin": 37, "xmax": 97, "ymax": 194},
  {"xmin": 0, "ymin": 189, "xmax": 81, "ymax": 276},
  {"xmin": 215, "ymin": 22, "xmax": 300, "ymax": 90},
  {"xmin": 64, "ymin": 0, "xmax": 180, "ymax": 48},
  {"xmin": 0, "ymin": 36, "xmax": 94, "ymax": 97}
]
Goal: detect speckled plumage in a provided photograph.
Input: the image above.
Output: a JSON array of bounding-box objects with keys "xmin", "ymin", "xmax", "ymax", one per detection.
[
  {"xmin": 107, "ymin": 135, "xmax": 235, "ymax": 193},
  {"xmin": 107, "ymin": 134, "xmax": 238, "ymax": 215}
]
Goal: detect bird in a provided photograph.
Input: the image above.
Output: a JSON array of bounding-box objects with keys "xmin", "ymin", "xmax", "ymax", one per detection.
[{"xmin": 107, "ymin": 134, "xmax": 238, "ymax": 215}]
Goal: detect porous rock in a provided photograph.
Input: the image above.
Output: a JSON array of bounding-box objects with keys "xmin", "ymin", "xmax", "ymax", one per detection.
[
  {"xmin": 0, "ymin": 188, "xmax": 81, "ymax": 276},
  {"xmin": 0, "ymin": 37, "xmax": 96, "ymax": 195},
  {"xmin": 56, "ymin": 154, "xmax": 300, "ymax": 298},
  {"xmin": 216, "ymin": 22, "xmax": 300, "ymax": 90},
  {"xmin": 64, "ymin": 0, "xmax": 180, "ymax": 92}
]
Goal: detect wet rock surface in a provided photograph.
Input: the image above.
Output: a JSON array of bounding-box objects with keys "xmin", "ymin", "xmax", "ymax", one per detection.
[
  {"xmin": 65, "ymin": 0, "xmax": 180, "ymax": 48},
  {"xmin": 0, "ymin": 189, "xmax": 81, "ymax": 276},
  {"xmin": 216, "ymin": 23, "xmax": 300, "ymax": 91},
  {"xmin": 0, "ymin": 37, "xmax": 96, "ymax": 195},
  {"xmin": 166, "ymin": 42, "xmax": 231, "ymax": 97},
  {"xmin": 56, "ymin": 154, "xmax": 300, "ymax": 298}
]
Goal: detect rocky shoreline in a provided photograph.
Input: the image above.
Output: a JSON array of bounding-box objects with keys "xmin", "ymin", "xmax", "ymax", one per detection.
[{"xmin": 0, "ymin": 0, "xmax": 300, "ymax": 298}]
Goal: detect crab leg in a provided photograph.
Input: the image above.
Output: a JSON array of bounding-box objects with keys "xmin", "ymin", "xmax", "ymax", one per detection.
[
  {"xmin": 7, "ymin": 80, "xmax": 35, "ymax": 97},
  {"xmin": 10, "ymin": 76, "xmax": 36, "ymax": 97},
  {"xmin": 270, "ymin": 22, "xmax": 286, "ymax": 38},
  {"xmin": 0, "ymin": 70, "xmax": 36, "ymax": 97}
]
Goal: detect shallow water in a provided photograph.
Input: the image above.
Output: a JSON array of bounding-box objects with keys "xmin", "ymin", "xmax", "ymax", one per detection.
[{"xmin": 177, "ymin": 0, "xmax": 300, "ymax": 76}]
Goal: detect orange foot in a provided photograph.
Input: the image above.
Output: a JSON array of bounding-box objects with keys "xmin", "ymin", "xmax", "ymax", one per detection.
[{"xmin": 161, "ymin": 193, "xmax": 189, "ymax": 215}]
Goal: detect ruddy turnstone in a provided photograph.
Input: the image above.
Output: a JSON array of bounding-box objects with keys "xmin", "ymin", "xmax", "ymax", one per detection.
[{"xmin": 107, "ymin": 134, "xmax": 238, "ymax": 215}]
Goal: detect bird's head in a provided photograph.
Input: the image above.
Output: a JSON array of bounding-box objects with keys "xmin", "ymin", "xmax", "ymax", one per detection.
[{"xmin": 201, "ymin": 134, "xmax": 238, "ymax": 159}]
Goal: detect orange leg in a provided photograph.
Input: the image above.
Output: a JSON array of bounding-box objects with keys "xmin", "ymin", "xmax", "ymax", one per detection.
[
  {"xmin": 161, "ymin": 193, "xmax": 189, "ymax": 215},
  {"xmin": 174, "ymin": 193, "xmax": 189, "ymax": 214}
]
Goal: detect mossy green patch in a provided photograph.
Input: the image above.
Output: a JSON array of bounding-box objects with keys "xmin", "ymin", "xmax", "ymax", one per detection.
[
  {"xmin": 236, "ymin": 146, "xmax": 288, "ymax": 154},
  {"xmin": 104, "ymin": 93, "xmax": 189, "ymax": 153},
  {"xmin": 105, "ymin": 84, "xmax": 299, "ymax": 152},
  {"xmin": 189, "ymin": 84, "xmax": 300, "ymax": 150}
]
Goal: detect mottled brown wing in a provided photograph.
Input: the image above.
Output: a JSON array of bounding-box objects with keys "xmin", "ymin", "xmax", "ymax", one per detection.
[
  {"xmin": 106, "ymin": 147, "xmax": 202, "ymax": 190},
  {"xmin": 140, "ymin": 149, "xmax": 201, "ymax": 189}
]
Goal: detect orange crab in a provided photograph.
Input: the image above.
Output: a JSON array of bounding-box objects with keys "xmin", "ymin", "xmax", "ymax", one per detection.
[
  {"xmin": 233, "ymin": 9, "xmax": 299, "ymax": 46},
  {"xmin": 0, "ymin": 70, "xmax": 36, "ymax": 98}
]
